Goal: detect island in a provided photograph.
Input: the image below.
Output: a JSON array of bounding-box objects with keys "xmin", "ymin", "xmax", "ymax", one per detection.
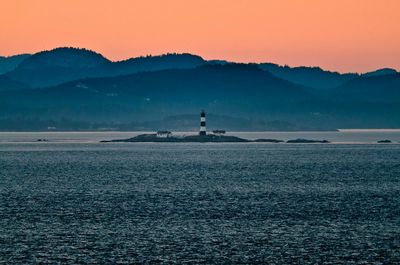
[
  {"xmin": 286, "ymin": 138, "xmax": 330, "ymax": 143},
  {"xmin": 100, "ymin": 134, "xmax": 329, "ymax": 143},
  {"xmin": 253, "ymin": 139, "xmax": 285, "ymax": 143},
  {"xmin": 102, "ymin": 134, "xmax": 251, "ymax": 143}
]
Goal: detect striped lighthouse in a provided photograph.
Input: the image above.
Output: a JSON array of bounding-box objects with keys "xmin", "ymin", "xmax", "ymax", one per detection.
[{"xmin": 199, "ymin": 110, "xmax": 206, "ymax": 136}]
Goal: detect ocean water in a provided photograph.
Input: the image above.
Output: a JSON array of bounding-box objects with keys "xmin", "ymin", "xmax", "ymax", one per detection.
[{"xmin": 0, "ymin": 135, "xmax": 400, "ymax": 263}]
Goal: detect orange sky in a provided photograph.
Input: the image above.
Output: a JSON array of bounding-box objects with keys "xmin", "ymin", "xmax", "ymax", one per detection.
[{"xmin": 0, "ymin": 0, "xmax": 399, "ymax": 73}]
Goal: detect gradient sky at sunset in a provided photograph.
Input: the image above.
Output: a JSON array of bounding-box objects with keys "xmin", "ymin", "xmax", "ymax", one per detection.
[{"xmin": 1, "ymin": 0, "xmax": 399, "ymax": 73}]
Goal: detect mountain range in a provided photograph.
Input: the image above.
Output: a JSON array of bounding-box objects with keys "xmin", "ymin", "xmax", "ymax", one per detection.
[
  {"xmin": 0, "ymin": 54, "xmax": 31, "ymax": 75},
  {"xmin": 0, "ymin": 47, "xmax": 399, "ymax": 131},
  {"xmin": 3, "ymin": 48, "xmax": 205, "ymax": 88}
]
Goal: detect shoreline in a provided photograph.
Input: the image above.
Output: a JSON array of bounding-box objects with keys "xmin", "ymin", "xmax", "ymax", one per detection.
[
  {"xmin": 0, "ymin": 131, "xmax": 399, "ymax": 144},
  {"xmin": 0, "ymin": 141, "xmax": 399, "ymax": 145}
]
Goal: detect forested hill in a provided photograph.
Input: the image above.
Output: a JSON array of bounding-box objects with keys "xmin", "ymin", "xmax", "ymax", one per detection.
[{"xmin": 0, "ymin": 47, "xmax": 399, "ymax": 130}]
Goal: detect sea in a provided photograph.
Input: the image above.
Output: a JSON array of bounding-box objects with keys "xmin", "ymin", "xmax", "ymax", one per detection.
[{"xmin": 0, "ymin": 130, "xmax": 399, "ymax": 263}]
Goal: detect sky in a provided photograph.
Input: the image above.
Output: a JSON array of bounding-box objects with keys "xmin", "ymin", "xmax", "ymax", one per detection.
[{"xmin": 0, "ymin": 0, "xmax": 399, "ymax": 73}]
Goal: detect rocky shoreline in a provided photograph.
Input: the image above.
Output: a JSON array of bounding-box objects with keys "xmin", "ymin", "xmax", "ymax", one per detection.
[{"xmin": 101, "ymin": 134, "xmax": 331, "ymax": 143}]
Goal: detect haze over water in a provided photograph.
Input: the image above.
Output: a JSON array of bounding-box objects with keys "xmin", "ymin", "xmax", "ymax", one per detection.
[{"xmin": 1, "ymin": 130, "xmax": 400, "ymax": 143}]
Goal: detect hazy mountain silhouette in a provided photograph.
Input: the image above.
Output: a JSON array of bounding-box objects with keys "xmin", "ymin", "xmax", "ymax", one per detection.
[
  {"xmin": 0, "ymin": 75, "xmax": 30, "ymax": 91},
  {"xmin": 258, "ymin": 63, "xmax": 358, "ymax": 89},
  {"xmin": 5, "ymin": 48, "xmax": 110, "ymax": 87},
  {"xmin": 3, "ymin": 47, "xmax": 397, "ymax": 90},
  {"xmin": 363, "ymin": 68, "xmax": 398, "ymax": 77},
  {"xmin": 332, "ymin": 73, "xmax": 400, "ymax": 102},
  {"xmin": 0, "ymin": 54, "xmax": 31, "ymax": 74},
  {"xmin": 2, "ymin": 62, "xmax": 400, "ymax": 130},
  {"xmin": 112, "ymin": 53, "xmax": 205, "ymax": 75},
  {"xmin": 1, "ymin": 47, "xmax": 399, "ymax": 130},
  {"xmin": 5, "ymin": 47, "xmax": 205, "ymax": 87},
  {"xmin": 0, "ymin": 64, "xmax": 317, "ymax": 128}
]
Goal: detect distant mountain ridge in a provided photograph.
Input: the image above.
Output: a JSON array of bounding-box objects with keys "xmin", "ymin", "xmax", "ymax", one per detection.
[
  {"xmin": 1, "ymin": 47, "xmax": 398, "ymax": 89},
  {"xmin": 15, "ymin": 48, "xmax": 109, "ymax": 70},
  {"xmin": 258, "ymin": 63, "xmax": 358, "ymax": 89},
  {"xmin": 0, "ymin": 54, "xmax": 31, "ymax": 74},
  {"xmin": 0, "ymin": 75, "xmax": 30, "ymax": 91},
  {"xmin": 1, "ymin": 62, "xmax": 399, "ymax": 130},
  {"xmin": 0, "ymin": 47, "xmax": 399, "ymax": 130},
  {"xmin": 333, "ymin": 73, "xmax": 400, "ymax": 102},
  {"xmin": 0, "ymin": 63, "xmax": 313, "ymax": 124},
  {"xmin": 4, "ymin": 48, "xmax": 206, "ymax": 87},
  {"xmin": 362, "ymin": 68, "xmax": 398, "ymax": 77}
]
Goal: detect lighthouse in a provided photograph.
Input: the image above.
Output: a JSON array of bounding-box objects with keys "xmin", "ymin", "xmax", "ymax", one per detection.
[{"xmin": 199, "ymin": 110, "xmax": 206, "ymax": 136}]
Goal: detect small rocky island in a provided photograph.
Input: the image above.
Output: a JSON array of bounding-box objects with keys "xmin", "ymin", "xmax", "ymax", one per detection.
[
  {"xmin": 286, "ymin": 138, "xmax": 330, "ymax": 143},
  {"xmin": 101, "ymin": 134, "xmax": 330, "ymax": 144},
  {"xmin": 101, "ymin": 133, "xmax": 283, "ymax": 143},
  {"xmin": 101, "ymin": 111, "xmax": 330, "ymax": 144}
]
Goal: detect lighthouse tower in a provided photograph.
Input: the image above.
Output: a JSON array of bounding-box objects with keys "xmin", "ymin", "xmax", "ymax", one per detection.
[{"xmin": 199, "ymin": 110, "xmax": 206, "ymax": 136}]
